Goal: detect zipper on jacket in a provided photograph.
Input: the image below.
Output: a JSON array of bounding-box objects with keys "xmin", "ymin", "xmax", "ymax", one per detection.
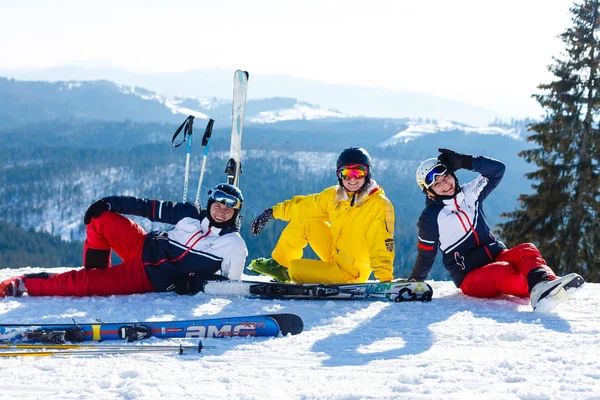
[{"xmin": 453, "ymin": 198, "xmax": 493, "ymax": 261}]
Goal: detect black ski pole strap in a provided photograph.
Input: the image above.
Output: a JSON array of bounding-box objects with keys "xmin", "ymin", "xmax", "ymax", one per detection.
[
  {"xmin": 172, "ymin": 115, "xmax": 195, "ymax": 148},
  {"xmin": 202, "ymin": 119, "xmax": 215, "ymax": 146}
]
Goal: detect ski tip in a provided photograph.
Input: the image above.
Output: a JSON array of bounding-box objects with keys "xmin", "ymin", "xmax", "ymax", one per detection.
[
  {"xmin": 234, "ymin": 69, "xmax": 249, "ymax": 80},
  {"xmin": 269, "ymin": 313, "xmax": 304, "ymax": 336}
]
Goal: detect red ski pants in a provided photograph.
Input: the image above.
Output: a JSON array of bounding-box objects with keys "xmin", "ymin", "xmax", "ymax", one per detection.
[
  {"xmin": 459, "ymin": 243, "xmax": 556, "ymax": 298},
  {"xmin": 24, "ymin": 212, "xmax": 155, "ymax": 296}
]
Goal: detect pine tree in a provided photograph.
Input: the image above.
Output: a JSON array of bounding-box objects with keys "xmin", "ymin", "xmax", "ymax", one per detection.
[{"xmin": 499, "ymin": 0, "xmax": 600, "ymax": 281}]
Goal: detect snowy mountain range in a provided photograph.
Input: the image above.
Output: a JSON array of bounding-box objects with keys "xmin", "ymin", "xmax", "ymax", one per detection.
[
  {"xmin": 0, "ymin": 76, "xmax": 524, "ymax": 138},
  {"xmin": 118, "ymin": 83, "xmax": 345, "ymax": 124},
  {"xmin": 0, "ymin": 65, "xmax": 505, "ymax": 125},
  {"xmin": 118, "ymin": 82, "xmax": 525, "ymax": 136},
  {"xmin": 0, "ymin": 77, "xmax": 343, "ymax": 128}
]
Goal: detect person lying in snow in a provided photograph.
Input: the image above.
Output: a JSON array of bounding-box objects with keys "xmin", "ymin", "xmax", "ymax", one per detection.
[
  {"xmin": 410, "ymin": 148, "xmax": 585, "ymax": 311},
  {"xmin": 0, "ymin": 183, "xmax": 247, "ymax": 298},
  {"xmin": 247, "ymin": 147, "xmax": 396, "ymax": 285}
]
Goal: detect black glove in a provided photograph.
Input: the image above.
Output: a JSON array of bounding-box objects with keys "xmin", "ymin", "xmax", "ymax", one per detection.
[
  {"xmin": 437, "ymin": 148, "xmax": 473, "ymax": 173},
  {"xmin": 83, "ymin": 199, "xmax": 111, "ymax": 225},
  {"xmin": 250, "ymin": 208, "xmax": 274, "ymax": 236},
  {"xmin": 171, "ymin": 275, "xmax": 203, "ymax": 295}
]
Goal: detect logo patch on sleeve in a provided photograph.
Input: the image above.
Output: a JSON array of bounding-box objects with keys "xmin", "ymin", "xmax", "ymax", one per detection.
[{"xmin": 385, "ymin": 238, "xmax": 395, "ymax": 252}]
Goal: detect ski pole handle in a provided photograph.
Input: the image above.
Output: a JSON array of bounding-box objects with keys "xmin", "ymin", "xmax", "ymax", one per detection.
[
  {"xmin": 171, "ymin": 115, "xmax": 195, "ymax": 202},
  {"xmin": 171, "ymin": 115, "xmax": 195, "ymax": 148}
]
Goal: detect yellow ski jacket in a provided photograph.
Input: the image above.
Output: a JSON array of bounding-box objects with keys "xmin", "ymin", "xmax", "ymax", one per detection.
[{"xmin": 272, "ymin": 181, "xmax": 395, "ymax": 282}]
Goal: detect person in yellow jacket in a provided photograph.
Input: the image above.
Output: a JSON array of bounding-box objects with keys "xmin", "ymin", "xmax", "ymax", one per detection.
[{"xmin": 248, "ymin": 147, "xmax": 396, "ymax": 284}]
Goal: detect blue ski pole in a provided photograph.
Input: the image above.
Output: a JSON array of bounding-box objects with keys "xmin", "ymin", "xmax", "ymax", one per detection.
[{"xmin": 195, "ymin": 119, "xmax": 215, "ymax": 205}]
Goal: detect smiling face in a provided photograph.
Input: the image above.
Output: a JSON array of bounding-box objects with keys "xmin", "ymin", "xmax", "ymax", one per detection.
[
  {"xmin": 209, "ymin": 201, "xmax": 235, "ymax": 224},
  {"xmin": 342, "ymin": 176, "xmax": 366, "ymax": 192},
  {"xmin": 338, "ymin": 164, "xmax": 368, "ymax": 193},
  {"xmin": 430, "ymin": 173, "xmax": 456, "ymax": 197}
]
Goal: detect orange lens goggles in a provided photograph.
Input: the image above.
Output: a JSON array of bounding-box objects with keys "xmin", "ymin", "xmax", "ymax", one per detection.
[{"xmin": 337, "ymin": 164, "xmax": 368, "ymax": 180}]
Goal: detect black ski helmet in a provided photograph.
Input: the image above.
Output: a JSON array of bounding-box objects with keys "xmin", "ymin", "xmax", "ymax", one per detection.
[
  {"xmin": 336, "ymin": 147, "xmax": 372, "ymax": 190},
  {"xmin": 206, "ymin": 183, "xmax": 244, "ymax": 228}
]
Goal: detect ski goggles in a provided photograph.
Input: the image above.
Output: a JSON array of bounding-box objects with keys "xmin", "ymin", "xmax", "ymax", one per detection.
[
  {"xmin": 209, "ymin": 189, "xmax": 242, "ymax": 210},
  {"xmin": 424, "ymin": 164, "xmax": 448, "ymax": 188},
  {"xmin": 337, "ymin": 164, "xmax": 369, "ymax": 180}
]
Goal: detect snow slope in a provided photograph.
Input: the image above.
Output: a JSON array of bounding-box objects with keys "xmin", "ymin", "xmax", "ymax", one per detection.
[{"xmin": 0, "ymin": 267, "xmax": 598, "ymax": 400}]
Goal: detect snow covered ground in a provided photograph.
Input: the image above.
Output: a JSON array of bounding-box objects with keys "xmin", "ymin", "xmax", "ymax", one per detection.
[{"xmin": 1, "ymin": 267, "xmax": 598, "ymax": 400}]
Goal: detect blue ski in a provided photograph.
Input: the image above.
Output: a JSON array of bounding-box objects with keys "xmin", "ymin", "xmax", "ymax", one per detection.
[{"xmin": 0, "ymin": 313, "xmax": 303, "ymax": 344}]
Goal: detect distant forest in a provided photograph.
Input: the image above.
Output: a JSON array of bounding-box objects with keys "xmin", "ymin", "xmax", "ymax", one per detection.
[{"xmin": 0, "ymin": 220, "xmax": 81, "ymax": 268}]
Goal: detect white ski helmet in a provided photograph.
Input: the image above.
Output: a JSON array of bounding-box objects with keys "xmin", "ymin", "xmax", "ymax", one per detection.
[{"xmin": 415, "ymin": 158, "xmax": 448, "ymax": 193}]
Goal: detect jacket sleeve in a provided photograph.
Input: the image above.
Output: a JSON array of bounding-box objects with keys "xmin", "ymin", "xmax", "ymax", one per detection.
[
  {"xmin": 410, "ymin": 208, "xmax": 440, "ymax": 281},
  {"xmin": 219, "ymin": 236, "xmax": 248, "ymax": 281},
  {"xmin": 365, "ymin": 196, "xmax": 396, "ymax": 282},
  {"xmin": 102, "ymin": 196, "xmax": 203, "ymax": 224},
  {"xmin": 466, "ymin": 156, "xmax": 506, "ymax": 201},
  {"xmin": 272, "ymin": 188, "xmax": 334, "ymax": 221}
]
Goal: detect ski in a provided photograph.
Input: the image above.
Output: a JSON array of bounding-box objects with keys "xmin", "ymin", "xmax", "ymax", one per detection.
[
  {"xmin": 0, "ymin": 313, "xmax": 303, "ymax": 344},
  {"xmin": 224, "ymin": 69, "xmax": 249, "ymax": 187},
  {"xmin": 204, "ymin": 280, "xmax": 433, "ymax": 302},
  {"xmin": 0, "ymin": 349, "xmax": 191, "ymax": 357}
]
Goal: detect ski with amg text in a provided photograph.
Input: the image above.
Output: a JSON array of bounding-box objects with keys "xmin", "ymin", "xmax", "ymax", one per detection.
[{"xmin": 0, "ymin": 313, "xmax": 303, "ymax": 344}]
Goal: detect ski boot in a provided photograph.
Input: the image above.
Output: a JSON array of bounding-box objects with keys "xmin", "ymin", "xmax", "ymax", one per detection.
[
  {"xmin": 0, "ymin": 276, "xmax": 27, "ymax": 298},
  {"xmin": 248, "ymin": 258, "xmax": 291, "ymax": 283},
  {"xmin": 530, "ymin": 273, "xmax": 585, "ymax": 312}
]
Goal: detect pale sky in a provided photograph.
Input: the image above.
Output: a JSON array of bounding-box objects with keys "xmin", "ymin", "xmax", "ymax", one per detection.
[{"xmin": 0, "ymin": 0, "xmax": 575, "ymax": 118}]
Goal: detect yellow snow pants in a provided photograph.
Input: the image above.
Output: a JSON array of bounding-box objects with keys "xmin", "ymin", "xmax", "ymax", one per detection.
[{"xmin": 271, "ymin": 219, "xmax": 371, "ymax": 284}]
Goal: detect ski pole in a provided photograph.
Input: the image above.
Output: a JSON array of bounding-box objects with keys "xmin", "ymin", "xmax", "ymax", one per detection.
[
  {"xmin": 0, "ymin": 342, "xmax": 214, "ymax": 357},
  {"xmin": 0, "ymin": 348, "xmax": 184, "ymax": 357},
  {"xmin": 195, "ymin": 118, "xmax": 215, "ymax": 205},
  {"xmin": 0, "ymin": 342, "xmax": 214, "ymax": 351},
  {"xmin": 171, "ymin": 115, "xmax": 195, "ymax": 202}
]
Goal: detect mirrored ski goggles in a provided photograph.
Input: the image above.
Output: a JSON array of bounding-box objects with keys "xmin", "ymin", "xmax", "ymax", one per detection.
[
  {"xmin": 209, "ymin": 189, "xmax": 242, "ymax": 210},
  {"xmin": 424, "ymin": 164, "xmax": 448, "ymax": 188},
  {"xmin": 337, "ymin": 164, "xmax": 369, "ymax": 180}
]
